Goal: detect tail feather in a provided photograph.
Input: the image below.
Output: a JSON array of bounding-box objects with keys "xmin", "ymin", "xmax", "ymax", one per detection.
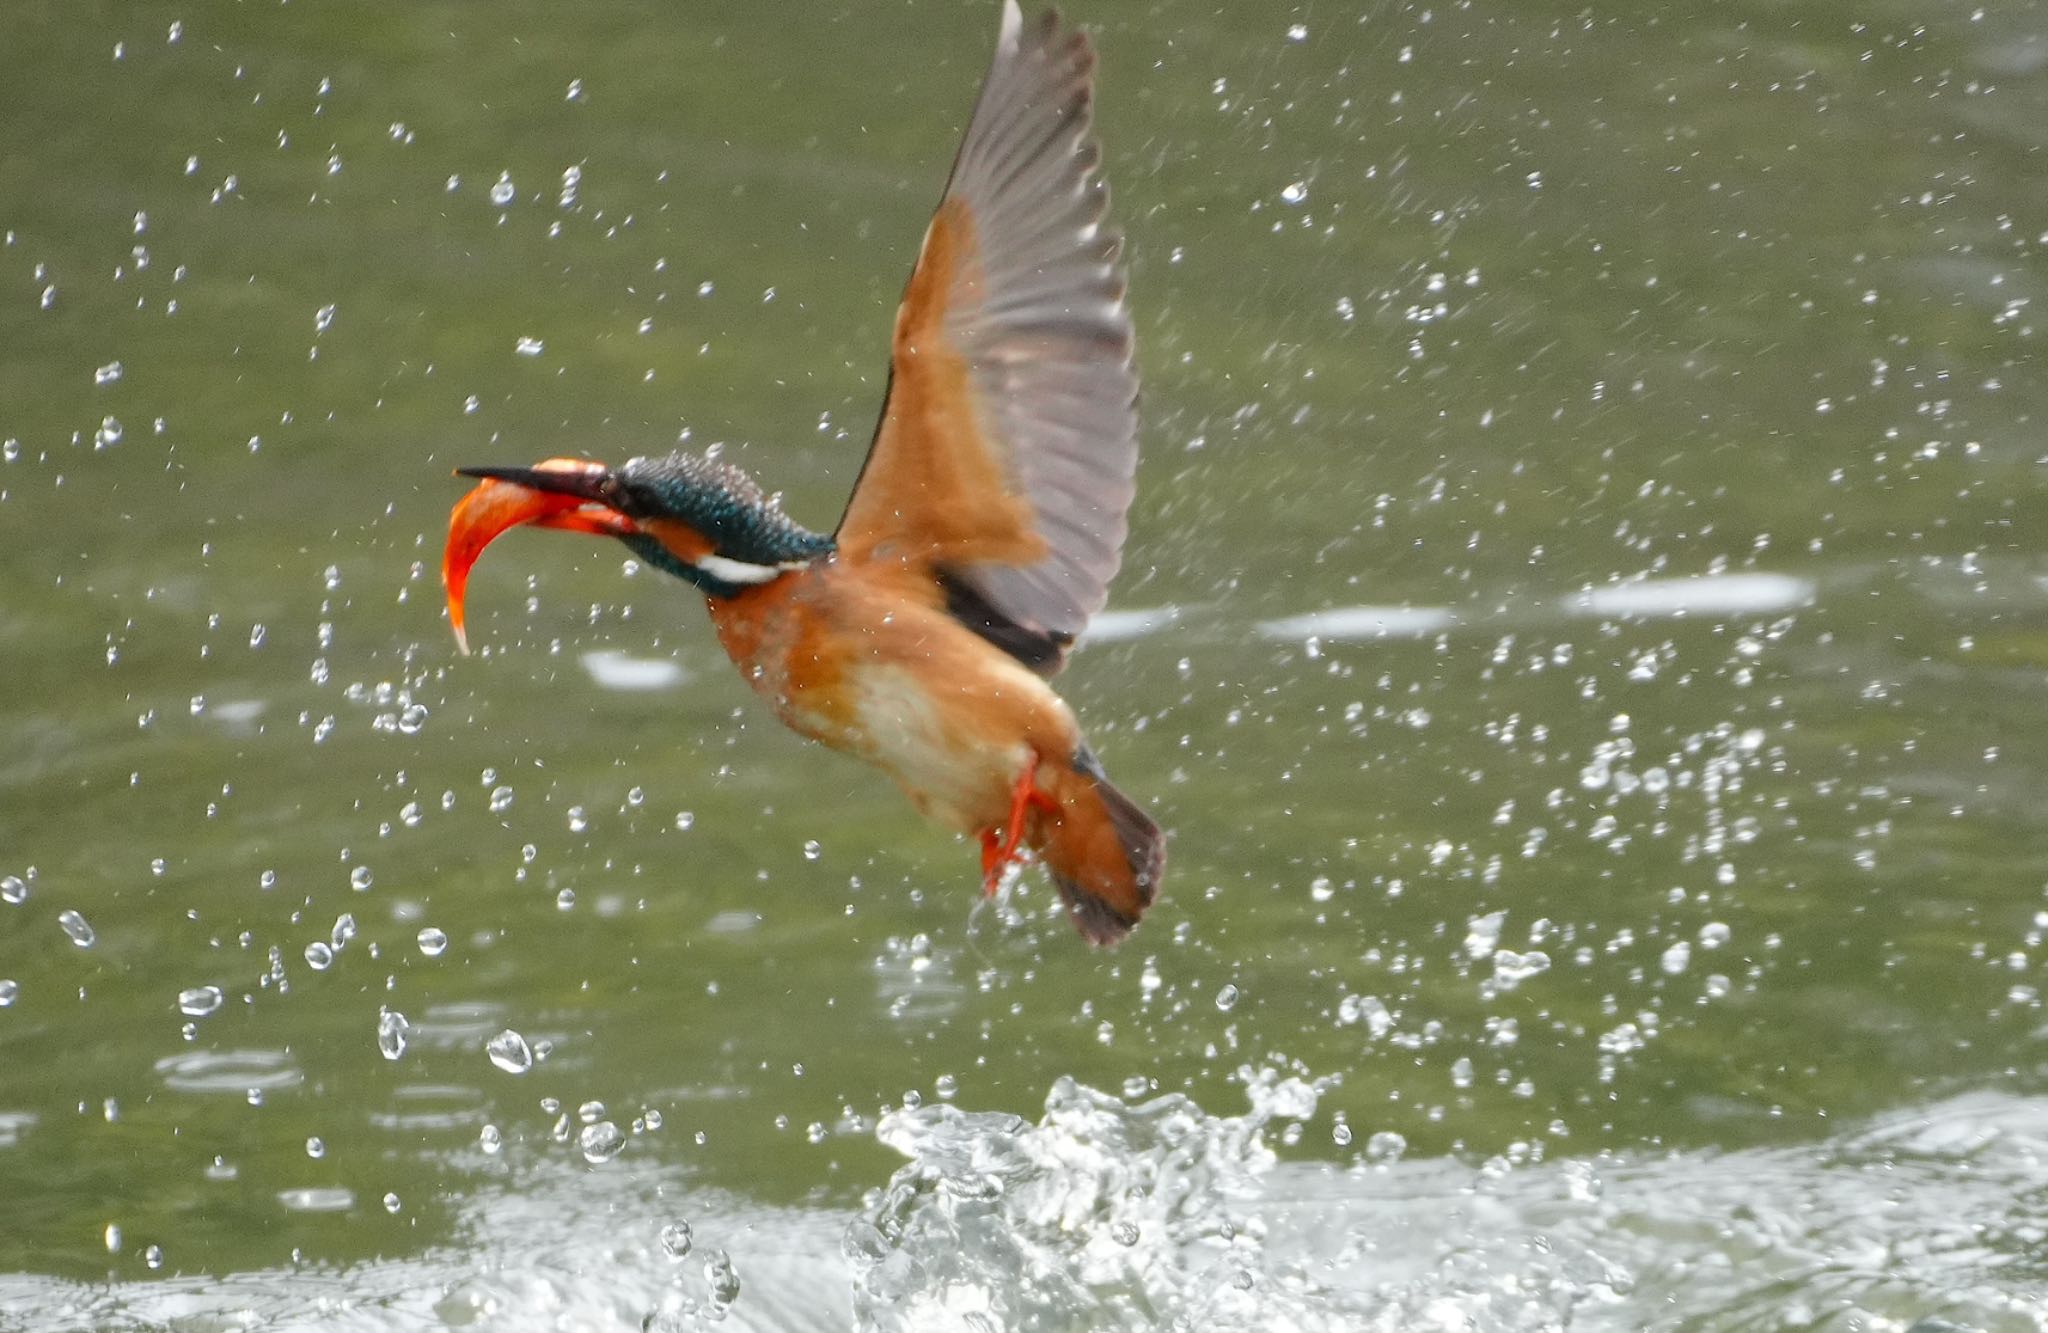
[{"xmin": 1036, "ymin": 744, "xmax": 1164, "ymax": 946}]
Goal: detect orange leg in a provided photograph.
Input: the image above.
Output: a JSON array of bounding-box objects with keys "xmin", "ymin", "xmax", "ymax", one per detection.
[{"xmin": 980, "ymin": 751, "xmax": 1059, "ymax": 896}]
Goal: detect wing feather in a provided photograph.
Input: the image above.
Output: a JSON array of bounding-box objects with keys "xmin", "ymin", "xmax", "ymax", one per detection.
[{"xmin": 836, "ymin": 2, "xmax": 1138, "ymax": 675}]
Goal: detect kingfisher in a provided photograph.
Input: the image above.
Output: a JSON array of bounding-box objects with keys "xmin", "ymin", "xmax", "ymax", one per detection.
[{"xmin": 441, "ymin": 1, "xmax": 1162, "ymax": 944}]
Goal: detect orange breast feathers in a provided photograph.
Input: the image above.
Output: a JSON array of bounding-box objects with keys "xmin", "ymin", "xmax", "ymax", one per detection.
[{"xmin": 707, "ymin": 560, "xmax": 1082, "ymax": 834}]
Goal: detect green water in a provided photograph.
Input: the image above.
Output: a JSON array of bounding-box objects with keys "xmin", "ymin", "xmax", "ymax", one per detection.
[{"xmin": 3, "ymin": 0, "xmax": 2047, "ymax": 1326}]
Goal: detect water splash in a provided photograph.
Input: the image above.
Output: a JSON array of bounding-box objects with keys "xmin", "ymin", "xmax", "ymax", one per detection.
[{"xmin": 845, "ymin": 1069, "xmax": 1354, "ymax": 1332}]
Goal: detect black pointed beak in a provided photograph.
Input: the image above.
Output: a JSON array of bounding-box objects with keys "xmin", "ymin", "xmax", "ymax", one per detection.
[{"xmin": 454, "ymin": 462, "xmax": 616, "ymax": 505}]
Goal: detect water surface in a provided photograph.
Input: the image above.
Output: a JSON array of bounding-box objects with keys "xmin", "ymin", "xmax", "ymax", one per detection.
[{"xmin": 3, "ymin": 0, "xmax": 2046, "ymax": 1327}]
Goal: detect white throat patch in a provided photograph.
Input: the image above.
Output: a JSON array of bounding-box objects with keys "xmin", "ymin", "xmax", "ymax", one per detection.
[{"xmin": 694, "ymin": 553, "xmax": 800, "ymax": 586}]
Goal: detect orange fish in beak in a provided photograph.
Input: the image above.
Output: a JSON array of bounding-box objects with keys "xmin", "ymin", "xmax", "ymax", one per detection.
[{"xmin": 442, "ymin": 457, "xmax": 637, "ymax": 655}]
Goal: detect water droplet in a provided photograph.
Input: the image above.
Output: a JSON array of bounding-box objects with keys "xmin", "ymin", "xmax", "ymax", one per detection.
[
  {"xmin": 305, "ymin": 1136, "xmax": 325, "ymax": 1159},
  {"xmin": 143, "ymin": 1243, "xmax": 163, "ymax": 1270},
  {"xmin": 376, "ymin": 1008, "xmax": 409, "ymax": 1060},
  {"xmin": 489, "ymin": 786, "xmax": 515, "ymax": 814},
  {"xmin": 704, "ymin": 1251, "xmax": 741, "ymax": 1307},
  {"xmin": 1365, "ymin": 1130, "xmax": 1408, "ymax": 1162},
  {"xmin": 802, "ymin": 839, "xmax": 821, "ymax": 861},
  {"xmin": 331, "ymin": 913, "xmax": 357, "ymax": 948},
  {"xmin": 490, "ymin": 171, "xmax": 515, "ymax": 206},
  {"xmin": 248, "ymin": 623, "xmax": 266, "ymax": 649},
  {"xmin": 349, "ymin": 866, "xmax": 374, "ymax": 892},
  {"xmin": 416, "ymin": 927, "xmax": 448, "ymax": 957},
  {"xmin": 397, "ymin": 703, "xmax": 428, "ymax": 735},
  {"xmin": 659, "ymin": 1220, "xmax": 693, "ymax": 1259},
  {"xmin": 94, "ymin": 361, "xmax": 123, "ymax": 386},
  {"xmin": 95, "ymin": 416, "xmax": 124, "ymax": 449},
  {"xmin": 673, "ymin": 810, "xmax": 694, "ymax": 831},
  {"xmin": 486, "ymin": 1029, "xmax": 533, "ymax": 1074},
  {"xmin": 566, "ymin": 805, "xmax": 588, "ymax": 833},
  {"xmin": 1111, "ymin": 1221, "xmax": 1140, "ymax": 1246},
  {"xmin": 1492, "ymin": 950, "xmax": 1551, "ymax": 989},
  {"xmin": 479, "ymin": 1123, "xmax": 502, "ymax": 1154},
  {"xmin": 1332, "ymin": 1121, "xmax": 1354, "ymax": 1147},
  {"xmin": 578, "ymin": 1120, "xmax": 625, "ymax": 1163},
  {"xmin": 1287, "ymin": 23, "xmax": 1308, "ymax": 41},
  {"xmin": 555, "ymin": 888, "xmax": 576, "ymax": 911},
  {"xmin": 1, "ymin": 876, "xmax": 27, "ymax": 905},
  {"xmin": 177, "ymin": 986, "xmax": 223, "ymax": 1017},
  {"xmin": 1280, "ymin": 180, "xmax": 1309, "ymax": 206},
  {"xmin": 1660, "ymin": 940, "xmax": 1692, "ymax": 975},
  {"xmin": 103, "ymin": 1224, "xmax": 121, "ymax": 1254},
  {"xmin": 0, "ymin": 980, "xmax": 18, "ymax": 1007},
  {"xmin": 304, "ymin": 942, "xmax": 333, "ymax": 970},
  {"xmin": 934, "ymin": 1073, "xmax": 957, "ymax": 1100},
  {"xmin": 1213, "ymin": 983, "xmax": 1241, "ymax": 1011},
  {"xmin": 314, "ymin": 304, "xmax": 335, "ymax": 333},
  {"xmin": 58, "ymin": 910, "xmax": 96, "ymax": 948},
  {"xmin": 514, "ymin": 335, "xmax": 544, "ymax": 358},
  {"xmin": 383, "ymin": 1192, "xmax": 401, "ymax": 1214}
]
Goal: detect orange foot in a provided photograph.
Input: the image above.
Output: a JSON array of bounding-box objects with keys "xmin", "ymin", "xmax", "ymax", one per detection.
[{"xmin": 980, "ymin": 751, "xmax": 1059, "ymax": 896}]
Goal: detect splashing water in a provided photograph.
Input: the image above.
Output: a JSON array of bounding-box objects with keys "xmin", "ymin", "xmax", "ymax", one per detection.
[{"xmin": 845, "ymin": 1069, "xmax": 1361, "ymax": 1332}]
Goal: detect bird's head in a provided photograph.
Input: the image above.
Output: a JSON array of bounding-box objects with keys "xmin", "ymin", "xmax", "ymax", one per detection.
[{"xmin": 442, "ymin": 451, "xmax": 833, "ymax": 654}]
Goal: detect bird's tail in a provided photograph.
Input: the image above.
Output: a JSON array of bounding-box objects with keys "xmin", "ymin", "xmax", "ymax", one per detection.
[{"xmin": 1033, "ymin": 744, "xmax": 1164, "ymax": 945}]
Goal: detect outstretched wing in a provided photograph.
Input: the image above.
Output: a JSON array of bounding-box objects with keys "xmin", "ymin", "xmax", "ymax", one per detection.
[{"xmin": 835, "ymin": 0, "xmax": 1138, "ymax": 674}]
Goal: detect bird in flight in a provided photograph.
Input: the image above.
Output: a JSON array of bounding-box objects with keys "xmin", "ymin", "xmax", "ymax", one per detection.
[{"xmin": 442, "ymin": 2, "xmax": 1162, "ymax": 944}]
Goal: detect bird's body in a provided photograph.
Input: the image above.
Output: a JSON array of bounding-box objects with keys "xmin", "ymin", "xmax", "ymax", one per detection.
[
  {"xmin": 711, "ymin": 559, "xmax": 1069, "ymax": 833},
  {"xmin": 443, "ymin": 2, "xmax": 1162, "ymax": 943}
]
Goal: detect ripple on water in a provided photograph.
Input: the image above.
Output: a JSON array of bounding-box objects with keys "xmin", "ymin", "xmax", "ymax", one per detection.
[
  {"xmin": 0, "ymin": 1111, "xmax": 38, "ymax": 1149},
  {"xmin": 1258, "ymin": 605, "xmax": 1459, "ymax": 641},
  {"xmin": 155, "ymin": 1049, "xmax": 304, "ymax": 1095},
  {"xmin": 277, "ymin": 1187, "xmax": 355, "ymax": 1214},
  {"xmin": 369, "ymin": 1084, "xmax": 489, "ymax": 1134},
  {"xmin": 580, "ymin": 649, "xmax": 687, "ymax": 692},
  {"xmin": 405, "ymin": 1000, "xmax": 508, "ymax": 1053},
  {"xmin": 1567, "ymin": 571, "xmax": 1816, "ymax": 619},
  {"xmin": 1080, "ymin": 605, "xmax": 1180, "ymax": 644}
]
